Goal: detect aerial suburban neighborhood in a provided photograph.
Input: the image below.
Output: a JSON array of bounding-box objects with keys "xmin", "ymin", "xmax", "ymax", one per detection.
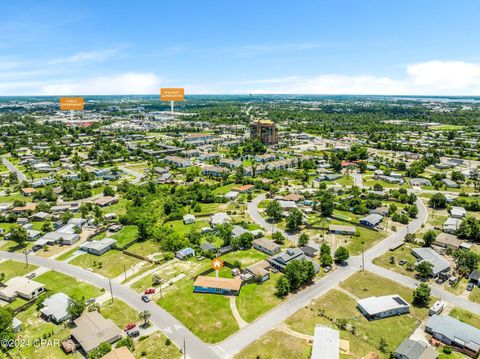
[
  {"xmin": 0, "ymin": 93, "xmax": 479, "ymax": 359},
  {"xmin": 2, "ymin": 1, "xmax": 480, "ymax": 359}
]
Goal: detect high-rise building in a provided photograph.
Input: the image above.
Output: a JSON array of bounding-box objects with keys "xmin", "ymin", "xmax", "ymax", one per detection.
[{"xmin": 250, "ymin": 120, "xmax": 278, "ymax": 145}]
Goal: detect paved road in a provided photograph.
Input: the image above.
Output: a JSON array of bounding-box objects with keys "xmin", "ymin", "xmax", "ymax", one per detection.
[
  {"xmin": 119, "ymin": 165, "xmax": 144, "ymax": 184},
  {"xmin": 219, "ymin": 196, "xmax": 429, "ymax": 357},
  {"xmin": 368, "ymin": 263, "xmax": 480, "ymax": 315},
  {"xmin": 247, "ymin": 193, "xmax": 299, "ymax": 244},
  {"xmin": 2, "ymin": 157, "xmax": 27, "ymax": 182},
  {"xmin": 0, "ymin": 251, "xmax": 220, "ymax": 359}
]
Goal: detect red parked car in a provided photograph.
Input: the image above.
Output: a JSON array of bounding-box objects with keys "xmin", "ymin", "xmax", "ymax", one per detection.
[
  {"xmin": 124, "ymin": 323, "xmax": 136, "ymax": 332},
  {"xmin": 144, "ymin": 288, "xmax": 155, "ymax": 295}
]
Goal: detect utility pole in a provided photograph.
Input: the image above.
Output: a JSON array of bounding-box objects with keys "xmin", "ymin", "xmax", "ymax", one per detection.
[
  {"xmin": 24, "ymin": 250, "xmax": 29, "ymax": 268},
  {"xmin": 361, "ymin": 241, "xmax": 365, "ymax": 271},
  {"xmin": 124, "ymin": 264, "xmax": 127, "ymax": 281},
  {"xmin": 183, "ymin": 337, "xmax": 186, "ymax": 359},
  {"xmin": 108, "ymin": 278, "xmax": 114, "ymax": 303}
]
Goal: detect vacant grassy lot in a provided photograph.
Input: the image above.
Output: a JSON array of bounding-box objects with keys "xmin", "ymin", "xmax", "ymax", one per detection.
[
  {"xmin": 235, "ymin": 330, "xmax": 311, "ymax": 359},
  {"xmin": 35, "ymin": 270, "xmax": 102, "ymax": 299},
  {"xmin": 287, "ymin": 284, "xmax": 426, "ymax": 358},
  {"xmin": 372, "ymin": 243, "xmax": 419, "ymax": 277},
  {"xmin": 0, "ymin": 260, "xmax": 38, "ymax": 280},
  {"xmin": 222, "ymin": 248, "xmax": 268, "ymax": 268},
  {"xmin": 340, "ymin": 271, "xmax": 431, "ymax": 318},
  {"xmin": 158, "ymin": 274, "xmax": 239, "ymax": 343},
  {"xmin": 335, "ymin": 175, "xmax": 354, "ymax": 187},
  {"xmin": 100, "ymin": 299, "xmax": 139, "ymax": 328},
  {"xmin": 236, "ymin": 272, "xmax": 284, "ymax": 322},
  {"xmin": 164, "ymin": 219, "xmax": 210, "ymax": 234},
  {"xmin": 348, "ymin": 226, "xmax": 385, "ymax": 255},
  {"xmin": 70, "ymin": 250, "xmax": 143, "ymax": 278},
  {"xmin": 133, "ymin": 331, "xmax": 180, "ymax": 359},
  {"xmin": 127, "ymin": 239, "xmax": 160, "ymax": 257},
  {"xmin": 112, "ymin": 225, "xmax": 138, "ymax": 248},
  {"xmin": 468, "ymin": 286, "xmax": 480, "ymax": 303}
]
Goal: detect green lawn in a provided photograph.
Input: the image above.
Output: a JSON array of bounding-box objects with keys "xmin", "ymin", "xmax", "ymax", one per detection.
[
  {"xmin": 133, "ymin": 331, "xmax": 180, "ymax": 359},
  {"xmin": 222, "ymin": 248, "xmax": 269, "ymax": 268},
  {"xmin": 127, "ymin": 239, "xmax": 160, "ymax": 257},
  {"xmin": 69, "ymin": 250, "xmax": 143, "ymax": 278},
  {"xmin": 340, "ymin": 271, "xmax": 432, "ymax": 318},
  {"xmin": 158, "ymin": 274, "xmax": 239, "ymax": 343},
  {"xmin": 0, "ymin": 260, "xmax": 38, "ymax": 280},
  {"xmin": 335, "ymin": 175, "xmax": 354, "ymax": 187},
  {"xmin": 55, "ymin": 246, "xmax": 82, "ymax": 261},
  {"xmin": 35, "ymin": 270, "xmax": 103, "ymax": 299},
  {"xmin": 469, "ymin": 286, "xmax": 480, "ymax": 303},
  {"xmin": 163, "ymin": 219, "xmax": 210, "ymax": 234},
  {"xmin": 112, "ymin": 225, "xmax": 138, "ymax": 248},
  {"xmin": 372, "ymin": 243, "xmax": 419, "ymax": 277},
  {"xmin": 100, "ymin": 299, "xmax": 139, "ymax": 329},
  {"xmin": 347, "ymin": 226, "xmax": 385, "ymax": 255},
  {"xmin": 235, "ymin": 330, "xmax": 311, "ymax": 359},
  {"xmin": 101, "ymin": 198, "xmax": 129, "ymax": 216},
  {"xmin": 236, "ymin": 273, "xmax": 284, "ymax": 322}
]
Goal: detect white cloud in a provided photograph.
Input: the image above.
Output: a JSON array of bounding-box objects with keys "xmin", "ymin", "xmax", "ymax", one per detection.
[
  {"xmin": 47, "ymin": 49, "xmax": 119, "ymax": 65},
  {"xmin": 40, "ymin": 72, "xmax": 162, "ymax": 95},
  {"xmin": 207, "ymin": 60, "xmax": 480, "ymax": 96}
]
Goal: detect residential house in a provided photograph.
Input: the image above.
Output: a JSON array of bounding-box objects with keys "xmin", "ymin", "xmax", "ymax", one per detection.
[
  {"xmin": 443, "ymin": 217, "xmax": 462, "ymax": 234},
  {"xmin": 425, "ymin": 315, "xmax": 480, "ymax": 358},
  {"xmin": 267, "ymin": 248, "xmax": 320, "ymax": 273},
  {"xmin": 252, "ymin": 238, "xmax": 281, "ymax": 255},
  {"xmin": 357, "ymin": 295, "xmax": 410, "ymax": 320},
  {"xmin": 183, "ymin": 214, "xmax": 196, "ymax": 225},
  {"xmin": 411, "ymin": 248, "xmax": 451, "ymax": 277},
  {"xmin": 94, "ymin": 196, "xmax": 118, "ymax": 207},
  {"xmin": 70, "ymin": 311, "xmax": 122, "ymax": 353},
  {"xmin": 164, "ymin": 155, "xmax": 191, "ymax": 168},
  {"xmin": 202, "ymin": 165, "xmax": 228, "ymax": 177},
  {"xmin": 450, "ymin": 206, "xmax": 467, "ymax": 219},
  {"xmin": 175, "ymin": 247, "xmax": 195, "ymax": 260},
  {"xmin": 329, "ymin": 224, "xmax": 356, "ymax": 236},
  {"xmin": 80, "ymin": 237, "xmax": 116, "ymax": 256},
  {"xmin": 40, "ymin": 292, "xmax": 71, "ymax": 323},
  {"xmin": 210, "ymin": 212, "xmax": 232, "ymax": 227},
  {"xmin": 311, "ymin": 326, "xmax": 339, "ymax": 359},
  {"xmin": 394, "ymin": 338, "xmax": 437, "ymax": 359},
  {"xmin": 193, "ymin": 276, "xmax": 242, "ymax": 295},
  {"xmin": 0, "ymin": 277, "xmax": 45, "ymax": 302},
  {"xmin": 359, "ymin": 213, "xmax": 383, "ymax": 228}
]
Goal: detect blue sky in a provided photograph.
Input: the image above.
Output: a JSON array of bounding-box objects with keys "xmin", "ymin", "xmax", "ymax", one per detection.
[{"xmin": 1, "ymin": 0, "xmax": 480, "ymax": 95}]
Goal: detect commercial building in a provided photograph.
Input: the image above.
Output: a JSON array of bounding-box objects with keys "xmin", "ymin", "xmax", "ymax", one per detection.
[
  {"xmin": 250, "ymin": 120, "xmax": 278, "ymax": 145},
  {"xmin": 357, "ymin": 295, "xmax": 410, "ymax": 320}
]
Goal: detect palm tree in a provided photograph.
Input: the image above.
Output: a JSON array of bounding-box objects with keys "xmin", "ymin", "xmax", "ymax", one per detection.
[{"xmin": 139, "ymin": 310, "xmax": 151, "ymax": 327}]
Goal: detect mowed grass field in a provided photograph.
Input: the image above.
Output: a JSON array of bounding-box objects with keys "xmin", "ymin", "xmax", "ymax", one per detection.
[
  {"xmin": 0, "ymin": 260, "xmax": 38, "ymax": 280},
  {"xmin": 70, "ymin": 250, "xmax": 143, "ymax": 278},
  {"xmin": 35, "ymin": 270, "xmax": 103, "ymax": 299}
]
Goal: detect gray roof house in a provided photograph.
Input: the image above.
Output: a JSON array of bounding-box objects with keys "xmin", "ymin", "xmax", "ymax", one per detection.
[
  {"xmin": 425, "ymin": 315, "xmax": 480, "ymax": 357},
  {"xmin": 411, "ymin": 247, "xmax": 451, "ymax": 277},
  {"xmin": 267, "ymin": 248, "xmax": 320, "ymax": 273},
  {"xmin": 311, "ymin": 325, "xmax": 339, "ymax": 359},
  {"xmin": 80, "ymin": 237, "xmax": 116, "ymax": 256},
  {"xmin": 443, "ymin": 217, "xmax": 462, "ymax": 234},
  {"xmin": 357, "ymin": 294, "xmax": 410, "ymax": 320},
  {"xmin": 394, "ymin": 338, "xmax": 437, "ymax": 359},
  {"xmin": 359, "ymin": 213, "xmax": 383, "ymax": 228},
  {"xmin": 40, "ymin": 292, "xmax": 71, "ymax": 323}
]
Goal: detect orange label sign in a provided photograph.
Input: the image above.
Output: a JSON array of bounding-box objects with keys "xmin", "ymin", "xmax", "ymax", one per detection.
[
  {"xmin": 60, "ymin": 97, "xmax": 84, "ymax": 111},
  {"xmin": 211, "ymin": 258, "xmax": 224, "ymax": 270},
  {"xmin": 160, "ymin": 88, "xmax": 185, "ymax": 101}
]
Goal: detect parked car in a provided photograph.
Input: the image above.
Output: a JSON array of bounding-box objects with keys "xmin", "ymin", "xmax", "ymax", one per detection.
[
  {"xmin": 399, "ymin": 259, "xmax": 407, "ymax": 265},
  {"xmin": 144, "ymin": 288, "xmax": 155, "ymax": 295},
  {"xmin": 124, "ymin": 323, "xmax": 136, "ymax": 331},
  {"xmin": 127, "ymin": 329, "xmax": 140, "ymax": 338},
  {"xmin": 324, "ymin": 266, "xmax": 332, "ymax": 273},
  {"xmin": 141, "ymin": 295, "xmax": 150, "ymax": 303},
  {"xmin": 25, "ymin": 273, "xmax": 36, "ymax": 279},
  {"xmin": 86, "ymin": 298, "xmax": 96, "ymax": 306},
  {"xmin": 467, "ymin": 282, "xmax": 475, "ymax": 291}
]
